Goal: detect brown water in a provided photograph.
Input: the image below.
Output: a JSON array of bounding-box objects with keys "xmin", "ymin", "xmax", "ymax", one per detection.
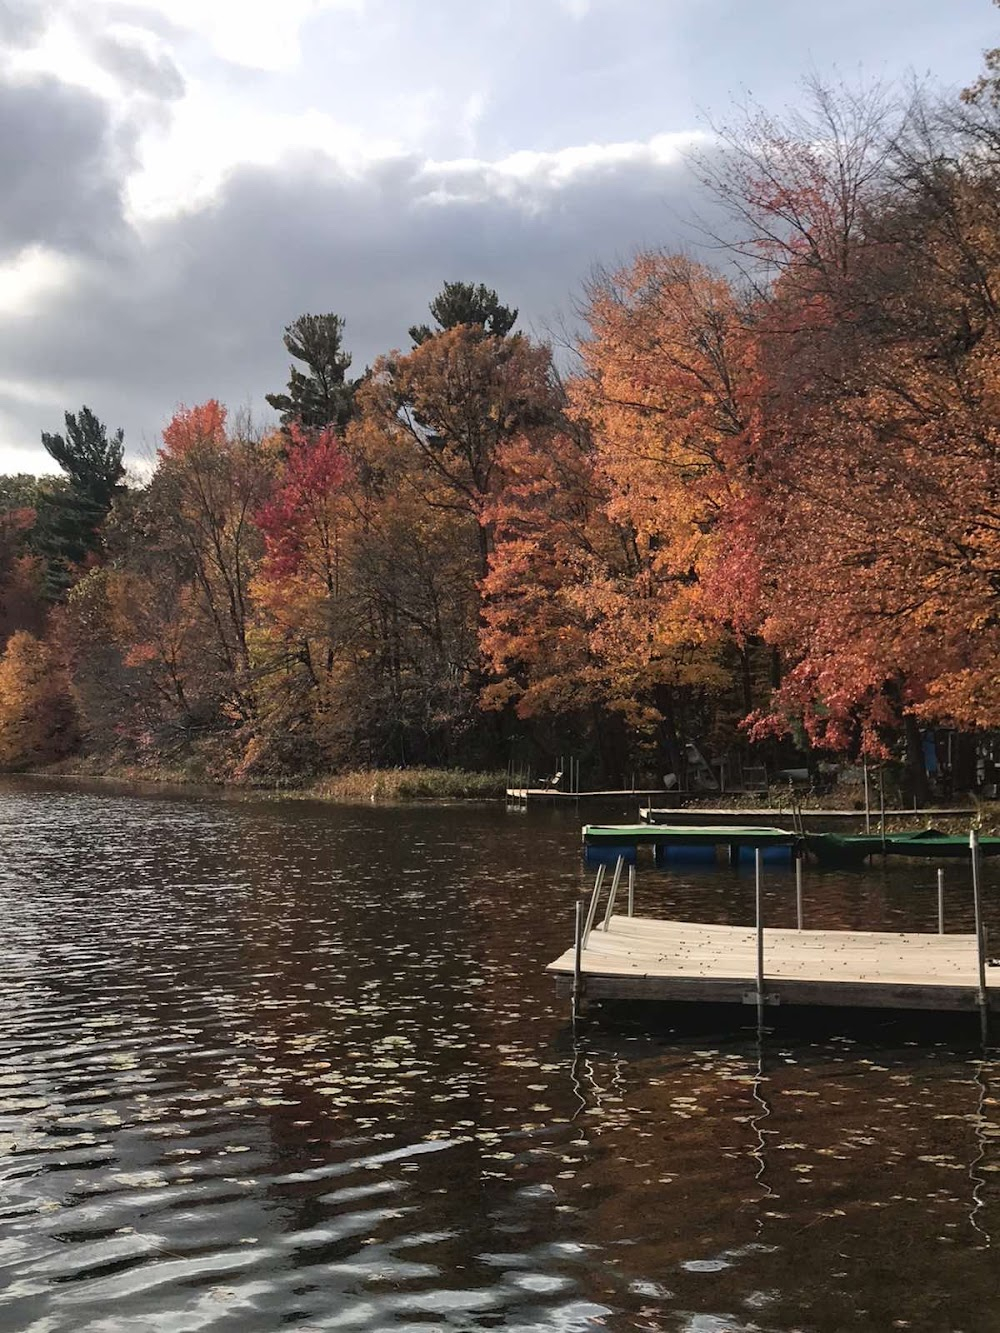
[{"xmin": 0, "ymin": 779, "xmax": 998, "ymax": 1333}]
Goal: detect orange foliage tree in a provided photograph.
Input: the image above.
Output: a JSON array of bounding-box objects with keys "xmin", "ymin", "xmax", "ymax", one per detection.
[
  {"xmin": 568, "ymin": 253, "xmax": 759, "ymax": 769},
  {"xmin": 700, "ymin": 83, "xmax": 1000, "ymax": 794},
  {"xmin": 0, "ymin": 630, "xmax": 76, "ymax": 767},
  {"xmin": 480, "ymin": 426, "xmax": 615, "ymax": 720},
  {"xmin": 149, "ymin": 401, "xmax": 276, "ymax": 725}
]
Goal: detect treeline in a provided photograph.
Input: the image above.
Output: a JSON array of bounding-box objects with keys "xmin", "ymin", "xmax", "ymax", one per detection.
[{"xmin": 4, "ymin": 62, "xmax": 1000, "ymax": 793}]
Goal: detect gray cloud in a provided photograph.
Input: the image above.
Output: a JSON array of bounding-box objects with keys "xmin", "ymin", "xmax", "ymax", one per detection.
[
  {"xmin": 0, "ymin": 141, "xmax": 720, "ymax": 464},
  {"xmin": 90, "ymin": 31, "xmax": 185, "ymax": 100},
  {"xmin": 0, "ymin": 0, "xmax": 48, "ymax": 48},
  {"xmin": 0, "ymin": 74, "xmax": 130, "ymax": 260}
]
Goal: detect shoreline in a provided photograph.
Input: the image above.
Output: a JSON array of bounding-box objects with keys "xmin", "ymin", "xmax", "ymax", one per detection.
[
  {"xmin": 10, "ymin": 760, "xmax": 511, "ymax": 805},
  {"xmin": 8, "ymin": 761, "xmax": 994, "ymax": 830}
]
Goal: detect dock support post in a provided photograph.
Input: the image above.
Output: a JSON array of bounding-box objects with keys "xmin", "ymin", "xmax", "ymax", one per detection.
[
  {"xmin": 627, "ymin": 862, "xmax": 635, "ymax": 917},
  {"xmin": 863, "ymin": 757, "xmax": 871, "ymax": 834},
  {"xmin": 795, "ymin": 855, "xmax": 804, "ymax": 930},
  {"xmin": 572, "ymin": 899, "xmax": 583, "ymax": 1020},
  {"xmin": 755, "ymin": 848, "xmax": 765, "ymax": 1036},
  {"xmin": 971, "ymin": 830, "xmax": 989, "ymax": 1043},
  {"xmin": 937, "ymin": 867, "xmax": 945, "ymax": 935}
]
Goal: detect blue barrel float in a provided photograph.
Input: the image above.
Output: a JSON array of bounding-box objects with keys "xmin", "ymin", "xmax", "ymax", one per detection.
[{"xmin": 583, "ymin": 823, "xmax": 800, "ymax": 868}]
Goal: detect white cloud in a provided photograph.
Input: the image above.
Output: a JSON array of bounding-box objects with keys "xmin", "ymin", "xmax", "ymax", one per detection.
[
  {"xmin": 126, "ymin": 98, "xmax": 403, "ymax": 219},
  {"xmin": 133, "ymin": 0, "xmax": 366, "ymax": 72},
  {"xmin": 419, "ymin": 132, "xmax": 709, "ymax": 209},
  {"xmin": 0, "ymin": 247, "xmax": 77, "ymax": 315}
]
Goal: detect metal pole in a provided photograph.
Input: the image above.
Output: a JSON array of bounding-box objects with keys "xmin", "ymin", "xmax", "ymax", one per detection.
[
  {"xmin": 582, "ymin": 864, "xmax": 605, "ymax": 948},
  {"xmin": 971, "ymin": 829, "xmax": 989, "ymax": 1043},
  {"xmin": 878, "ymin": 768, "xmax": 886, "ymax": 852},
  {"xmin": 795, "ymin": 854, "xmax": 804, "ymax": 930},
  {"xmin": 937, "ymin": 867, "xmax": 945, "ymax": 935},
  {"xmin": 603, "ymin": 855, "xmax": 624, "ymax": 930},
  {"xmin": 755, "ymin": 848, "xmax": 765, "ymax": 1035},
  {"xmin": 863, "ymin": 756, "xmax": 871, "ymax": 834},
  {"xmin": 572, "ymin": 899, "xmax": 583, "ymax": 1020}
]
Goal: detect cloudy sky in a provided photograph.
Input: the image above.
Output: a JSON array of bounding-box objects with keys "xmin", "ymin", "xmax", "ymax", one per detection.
[{"xmin": 0, "ymin": 0, "xmax": 996, "ymax": 473}]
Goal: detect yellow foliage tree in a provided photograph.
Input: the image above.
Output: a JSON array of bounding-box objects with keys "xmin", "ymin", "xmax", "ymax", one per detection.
[{"xmin": 0, "ymin": 630, "xmax": 76, "ymax": 768}]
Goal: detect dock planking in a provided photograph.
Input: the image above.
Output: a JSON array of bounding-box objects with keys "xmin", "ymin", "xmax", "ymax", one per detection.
[
  {"xmin": 639, "ymin": 805, "xmax": 978, "ymax": 824},
  {"xmin": 548, "ymin": 916, "xmax": 1000, "ymax": 1011}
]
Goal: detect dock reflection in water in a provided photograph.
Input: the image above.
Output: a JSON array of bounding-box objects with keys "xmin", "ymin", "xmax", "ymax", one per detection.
[{"xmin": 0, "ymin": 779, "xmax": 996, "ymax": 1332}]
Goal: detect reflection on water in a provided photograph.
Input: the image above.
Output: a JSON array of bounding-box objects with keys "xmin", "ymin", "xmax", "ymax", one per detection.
[{"xmin": 0, "ymin": 779, "xmax": 997, "ymax": 1332}]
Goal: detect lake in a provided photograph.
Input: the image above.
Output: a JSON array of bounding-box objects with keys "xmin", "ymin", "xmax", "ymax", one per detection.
[{"xmin": 0, "ymin": 779, "xmax": 997, "ymax": 1332}]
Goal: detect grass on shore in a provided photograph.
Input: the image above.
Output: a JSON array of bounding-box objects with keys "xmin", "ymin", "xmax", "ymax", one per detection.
[
  {"xmin": 310, "ymin": 767, "xmax": 508, "ymax": 802},
  {"xmin": 28, "ymin": 756, "xmax": 510, "ymax": 803}
]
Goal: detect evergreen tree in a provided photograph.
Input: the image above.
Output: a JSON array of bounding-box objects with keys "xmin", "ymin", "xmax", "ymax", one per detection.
[
  {"xmin": 409, "ymin": 281, "xmax": 518, "ymax": 346},
  {"xmin": 38, "ymin": 406, "xmax": 125, "ymax": 598},
  {"xmin": 265, "ymin": 313, "xmax": 356, "ymax": 431}
]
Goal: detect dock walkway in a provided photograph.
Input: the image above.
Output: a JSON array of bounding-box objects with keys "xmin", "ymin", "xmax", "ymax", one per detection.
[{"xmin": 548, "ymin": 916, "xmax": 1000, "ymax": 1011}]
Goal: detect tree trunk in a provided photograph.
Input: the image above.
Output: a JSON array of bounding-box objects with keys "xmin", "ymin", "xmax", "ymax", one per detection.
[
  {"xmin": 952, "ymin": 732, "xmax": 976, "ymax": 795},
  {"xmin": 902, "ymin": 713, "xmax": 930, "ymax": 807}
]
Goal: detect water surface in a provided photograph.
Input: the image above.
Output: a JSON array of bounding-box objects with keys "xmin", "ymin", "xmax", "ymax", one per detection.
[{"xmin": 0, "ymin": 780, "xmax": 998, "ymax": 1332}]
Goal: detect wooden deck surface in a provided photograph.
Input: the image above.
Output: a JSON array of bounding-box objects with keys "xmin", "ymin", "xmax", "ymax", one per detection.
[{"xmin": 548, "ymin": 916, "xmax": 1000, "ymax": 1010}]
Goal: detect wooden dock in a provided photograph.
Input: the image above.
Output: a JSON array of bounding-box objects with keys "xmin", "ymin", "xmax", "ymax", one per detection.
[
  {"xmin": 550, "ymin": 830, "xmax": 996, "ymax": 1032},
  {"xmin": 639, "ymin": 805, "xmax": 978, "ymax": 824},
  {"xmin": 507, "ymin": 787, "xmax": 669, "ymax": 804},
  {"xmin": 548, "ymin": 917, "xmax": 1000, "ymax": 1012}
]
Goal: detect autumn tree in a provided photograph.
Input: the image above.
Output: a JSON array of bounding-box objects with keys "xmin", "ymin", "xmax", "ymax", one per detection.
[
  {"xmin": 248, "ymin": 423, "xmax": 354, "ymax": 773},
  {"xmin": 0, "ymin": 485, "xmax": 45, "ymax": 644},
  {"xmin": 266, "ymin": 313, "xmax": 357, "ymax": 431},
  {"xmin": 145, "ymin": 402, "xmax": 276, "ymax": 727},
  {"xmin": 560, "ymin": 252, "xmax": 757, "ymax": 775},
  {"xmin": 692, "ymin": 79, "xmax": 1000, "ymax": 795},
  {"xmin": 362, "ymin": 325, "xmax": 563, "ymax": 584},
  {"xmin": 962, "ymin": 0, "xmax": 1000, "ymax": 107},
  {"xmin": 0, "ymin": 630, "xmax": 76, "ymax": 767},
  {"xmin": 480, "ymin": 427, "xmax": 614, "ymax": 720}
]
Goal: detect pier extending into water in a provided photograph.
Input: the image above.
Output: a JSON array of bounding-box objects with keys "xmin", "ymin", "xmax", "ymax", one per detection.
[{"xmin": 550, "ymin": 830, "xmax": 999, "ymax": 1037}]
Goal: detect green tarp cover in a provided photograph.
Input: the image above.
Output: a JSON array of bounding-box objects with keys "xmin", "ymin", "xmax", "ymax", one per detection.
[{"xmin": 805, "ymin": 831, "xmax": 1000, "ymax": 861}]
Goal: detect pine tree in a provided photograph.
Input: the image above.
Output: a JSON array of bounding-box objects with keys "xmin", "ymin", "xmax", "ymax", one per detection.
[
  {"xmin": 38, "ymin": 407, "xmax": 125, "ymax": 598},
  {"xmin": 265, "ymin": 313, "xmax": 356, "ymax": 430},
  {"xmin": 409, "ymin": 281, "xmax": 518, "ymax": 346}
]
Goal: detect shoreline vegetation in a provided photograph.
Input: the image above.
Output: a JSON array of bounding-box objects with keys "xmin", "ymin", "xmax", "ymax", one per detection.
[
  {"xmin": 25, "ymin": 758, "xmax": 511, "ymax": 803},
  {"xmin": 15, "ymin": 760, "xmax": 1000, "ymax": 833},
  {"xmin": 7, "ymin": 65, "xmax": 1000, "ymax": 798}
]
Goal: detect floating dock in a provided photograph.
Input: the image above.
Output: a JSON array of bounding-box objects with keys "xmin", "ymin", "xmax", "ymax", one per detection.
[
  {"xmin": 583, "ymin": 823, "xmax": 797, "ymax": 848},
  {"xmin": 582, "ymin": 823, "xmax": 801, "ymax": 865},
  {"xmin": 548, "ymin": 917, "xmax": 1000, "ymax": 1012},
  {"xmin": 583, "ymin": 821, "xmax": 1000, "ymax": 866},
  {"xmin": 639, "ymin": 806, "xmax": 978, "ymax": 825},
  {"xmin": 551, "ymin": 830, "xmax": 996, "ymax": 1034},
  {"xmin": 507, "ymin": 787, "xmax": 671, "ymax": 805}
]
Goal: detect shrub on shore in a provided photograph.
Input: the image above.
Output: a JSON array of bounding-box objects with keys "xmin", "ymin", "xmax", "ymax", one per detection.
[{"xmin": 312, "ymin": 767, "xmax": 508, "ymax": 802}]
